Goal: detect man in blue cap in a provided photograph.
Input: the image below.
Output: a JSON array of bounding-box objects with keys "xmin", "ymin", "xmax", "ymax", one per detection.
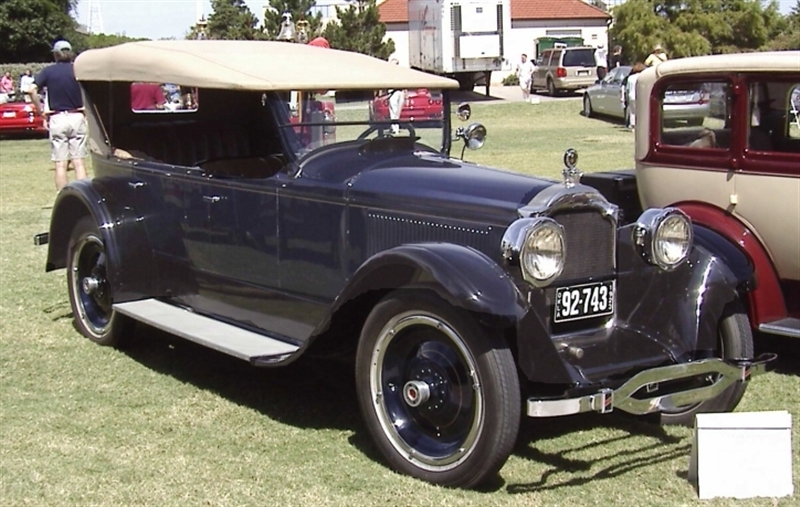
[{"xmin": 30, "ymin": 40, "xmax": 88, "ymax": 190}]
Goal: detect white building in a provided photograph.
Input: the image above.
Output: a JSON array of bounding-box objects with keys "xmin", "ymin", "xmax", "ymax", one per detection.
[{"xmin": 378, "ymin": 0, "xmax": 611, "ymax": 84}]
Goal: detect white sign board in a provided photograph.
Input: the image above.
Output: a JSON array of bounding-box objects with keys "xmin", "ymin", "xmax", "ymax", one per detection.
[{"xmin": 689, "ymin": 411, "xmax": 793, "ymax": 499}]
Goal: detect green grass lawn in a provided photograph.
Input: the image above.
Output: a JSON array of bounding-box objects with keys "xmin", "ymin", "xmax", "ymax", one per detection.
[{"xmin": 1, "ymin": 100, "xmax": 798, "ymax": 506}]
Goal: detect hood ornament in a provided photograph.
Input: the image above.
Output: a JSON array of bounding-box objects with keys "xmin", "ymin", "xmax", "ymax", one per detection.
[{"xmin": 562, "ymin": 148, "xmax": 582, "ymax": 188}]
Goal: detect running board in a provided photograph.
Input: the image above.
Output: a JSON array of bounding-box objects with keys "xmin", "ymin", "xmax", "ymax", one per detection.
[
  {"xmin": 759, "ymin": 318, "xmax": 800, "ymax": 339},
  {"xmin": 113, "ymin": 299, "xmax": 300, "ymax": 364}
]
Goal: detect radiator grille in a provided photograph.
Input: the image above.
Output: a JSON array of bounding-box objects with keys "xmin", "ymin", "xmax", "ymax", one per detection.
[
  {"xmin": 366, "ymin": 213, "xmax": 492, "ymax": 256},
  {"xmin": 553, "ymin": 212, "xmax": 615, "ymax": 281}
]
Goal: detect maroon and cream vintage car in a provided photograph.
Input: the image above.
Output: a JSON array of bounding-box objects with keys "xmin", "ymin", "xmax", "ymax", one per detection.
[{"xmin": 620, "ymin": 51, "xmax": 799, "ymax": 339}]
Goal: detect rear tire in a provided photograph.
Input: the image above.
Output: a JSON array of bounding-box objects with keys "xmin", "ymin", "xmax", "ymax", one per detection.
[
  {"xmin": 656, "ymin": 300, "xmax": 753, "ymax": 426},
  {"xmin": 355, "ymin": 290, "xmax": 520, "ymax": 488},
  {"xmin": 67, "ymin": 216, "xmax": 134, "ymax": 347},
  {"xmin": 547, "ymin": 78, "xmax": 557, "ymax": 96}
]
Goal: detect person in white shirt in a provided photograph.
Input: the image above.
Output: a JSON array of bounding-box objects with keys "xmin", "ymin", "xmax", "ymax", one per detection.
[
  {"xmin": 595, "ymin": 44, "xmax": 608, "ymax": 81},
  {"xmin": 516, "ymin": 53, "xmax": 535, "ymax": 100},
  {"xmin": 19, "ymin": 69, "xmax": 35, "ymax": 102}
]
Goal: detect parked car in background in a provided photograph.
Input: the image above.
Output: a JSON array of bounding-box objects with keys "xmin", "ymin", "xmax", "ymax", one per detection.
[
  {"xmin": 532, "ymin": 46, "xmax": 597, "ymax": 96},
  {"xmin": 588, "ymin": 51, "xmax": 800, "ymax": 340},
  {"xmin": 35, "ymin": 40, "xmax": 773, "ymax": 489},
  {"xmin": 583, "ymin": 66, "xmax": 709, "ymax": 126},
  {"xmin": 369, "ymin": 88, "xmax": 443, "ymax": 122},
  {"xmin": 0, "ymin": 99, "xmax": 46, "ymax": 136},
  {"xmin": 582, "ymin": 65, "xmax": 631, "ymax": 119}
]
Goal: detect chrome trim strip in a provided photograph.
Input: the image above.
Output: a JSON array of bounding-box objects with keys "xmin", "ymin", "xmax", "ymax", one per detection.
[
  {"xmin": 526, "ymin": 354, "xmax": 776, "ymax": 418},
  {"xmin": 759, "ymin": 318, "xmax": 800, "ymax": 338},
  {"xmin": 519, "ymin": 183, "xmax": 619, "ymax": 223}
]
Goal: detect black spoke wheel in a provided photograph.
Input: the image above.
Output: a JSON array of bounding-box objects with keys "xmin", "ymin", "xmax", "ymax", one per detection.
[
  {"xmin": 356, "ymin": 291, "xmax": 520, "ymax": 488},
  {"xmin": 67, "ymin": 216, "xmax": 132, "ymax": 346},
  {"xmin": 656, "ymin": 300, "xmax": 753, "ymax": 426}
]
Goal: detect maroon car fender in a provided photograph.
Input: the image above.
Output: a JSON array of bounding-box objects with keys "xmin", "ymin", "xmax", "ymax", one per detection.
[
  {"xmin": 332, "ymin": 242, "xmax": 528, "ymax": 327},
  {"xmin": 675, "ymin": 201, "xmax": 785, "ymax": 326}
]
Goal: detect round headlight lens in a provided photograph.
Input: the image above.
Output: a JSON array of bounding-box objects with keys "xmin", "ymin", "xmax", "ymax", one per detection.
[
  {"xmin": 654, "ymin": 213, "xmax": 691, "ymax": 268},
  {"xmin": 521, "ymin": 221, "xmax": 565, "ymax": 284}
]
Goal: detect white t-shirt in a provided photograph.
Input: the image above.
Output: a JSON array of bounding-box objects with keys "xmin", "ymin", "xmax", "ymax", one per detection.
[
  {"xmin": 20, "ymin": 75, "xmax": 34, "ymax": 93},
  {"xmin": 517, "ymin": 60, "xmax": 534, "ymax": 84},
  {"xmin": 595, "ymin": 47, "xmax": 608, "ymax": 68}
]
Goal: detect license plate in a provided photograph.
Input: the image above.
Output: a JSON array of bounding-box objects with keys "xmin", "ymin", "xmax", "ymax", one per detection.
[
  {"xmin": 577, "ymin": 70, "xmax": 589, "ymax": 76},
  {"xmin": 554, "ymin": 280, "xmax": 615, "ymax": 323},
  {"xmin": 2, "ymin": 111, "xmax": 15, "ymax": 118}
]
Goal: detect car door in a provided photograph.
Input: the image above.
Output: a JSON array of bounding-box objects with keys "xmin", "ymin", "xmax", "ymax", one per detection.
[{"xmin": 597, "ymin": 67, "xmax": 625, "ymax": 117}]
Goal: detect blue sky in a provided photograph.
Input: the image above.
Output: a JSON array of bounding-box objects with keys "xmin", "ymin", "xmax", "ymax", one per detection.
[{"xmin": 74, "ymin": 0, "xmax": 797, "ymax": 41}]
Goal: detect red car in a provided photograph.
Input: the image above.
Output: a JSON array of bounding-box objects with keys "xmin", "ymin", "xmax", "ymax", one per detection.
[
  {"xmin": 0, "ymin": 100, "xmax": 47, "ymax": 136},
  {"xmin": 370, "ymin": 88, "xmax": 443, "ymax": 122}
]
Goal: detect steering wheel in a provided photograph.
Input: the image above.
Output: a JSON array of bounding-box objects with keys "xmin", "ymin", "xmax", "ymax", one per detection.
[{"xmin": 357, "ymin": 123, "xmax": 416, "ymax": 141}]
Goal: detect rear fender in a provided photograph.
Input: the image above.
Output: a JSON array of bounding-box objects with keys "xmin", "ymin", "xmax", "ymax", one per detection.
[{"xmin": 46, "ymin": 178, "xmax": 156, "ymax": 302}]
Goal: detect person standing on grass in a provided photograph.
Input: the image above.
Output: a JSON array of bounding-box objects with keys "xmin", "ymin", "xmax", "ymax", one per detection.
[
  {"xmin": 516, "ymin": 53, "xmax": 534, "ymax": 101},
  {"xmin": 623, "ymin": 62, "xmax": 646, "ymax": 129},
  {"xmin": 20, "ymin": 69, "xmax": 35, "ymax": 102},
  {"xmin": 595, "ymin": 44, "xmax": 608, "ymax": 81},
  {"xmin": 30, "ymin": 40, "xmax": 88, "ymax": 191}
]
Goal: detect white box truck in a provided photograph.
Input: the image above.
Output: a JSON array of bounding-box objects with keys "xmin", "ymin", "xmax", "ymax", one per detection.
[{"xmin": 408, "ymin": 0, "xmax": 511, "ymax": 95}]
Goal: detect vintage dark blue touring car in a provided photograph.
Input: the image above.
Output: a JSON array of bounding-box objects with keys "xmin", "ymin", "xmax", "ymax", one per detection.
[{"xmin": 36, "ymin": 40, "xmax": 773, "ymax": 488}]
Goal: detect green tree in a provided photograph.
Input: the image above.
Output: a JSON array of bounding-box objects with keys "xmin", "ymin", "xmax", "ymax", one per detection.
[
  {"xmin": 205, "ymin": 0, "xmax": 265, "ymax": 40},
  {"xmin": 0, "ymin": 0, "xmax": 79, "ymax": 63},
  {"xmin": 610, "ymin": 0, "xmax": 788, "ymax": 62},
  {"xmin": 323, "ymin": 0, "xmax": 394, "ymax": 58},
  {"xmin": 768, "ymin": 0, "xmax": 800, "ymax": 49},
  {"xmin": 262, "ymin": 0, "xmax": 323, "ymax": 41}
]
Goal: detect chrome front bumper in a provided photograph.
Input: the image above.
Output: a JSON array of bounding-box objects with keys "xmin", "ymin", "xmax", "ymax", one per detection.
[{"xmin": 527, "ymin": 353, "xmax": 776, "ymax": 417}]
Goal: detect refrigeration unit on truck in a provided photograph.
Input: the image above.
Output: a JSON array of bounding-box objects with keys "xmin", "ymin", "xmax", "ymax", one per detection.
[{"xmin": 408, "ymin": 0, "xmax": 511, "ymax": 95}]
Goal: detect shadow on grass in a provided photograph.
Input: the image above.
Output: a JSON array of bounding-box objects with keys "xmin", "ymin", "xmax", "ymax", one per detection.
[
  {"xmin": 508, "ymin": 413, "xmax": 689, "ymax": 493},
  {"xmin": 122, "ymin": 324, "xmax": 361, "ymax": 433},
  {"xmin": 755, "ymin": 331, "xmax": 800, "ymax": 377}
]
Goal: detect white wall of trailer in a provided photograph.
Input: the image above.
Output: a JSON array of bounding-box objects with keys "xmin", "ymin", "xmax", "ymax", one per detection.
[{"xmin": 384, "ymin": 18, "xmax": 609, "ymax": 85}]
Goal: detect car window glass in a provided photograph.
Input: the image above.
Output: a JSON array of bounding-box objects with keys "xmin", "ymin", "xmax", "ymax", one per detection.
[
  {"xmin": 272, "ymin": 88, "xmax": 447, "ymax": 160},
  {"xmin": 130, "ymin": 82, "xmax": 198, "ymax": 113},
  {"xmin": 562, "ymin": 49, "xmax": 595, "ymax": 68},
  {"xmin": 748, "ymin": 80, "xmax": 800, "ymax": 152},
  {"xmin": 789, "ymin": 85, "xmax": 800, "ymax": 140},
  {"xmin": 548, "ymin": 50, "xmax": 562, "ymax": 66},
  {"xmin": 660, "ymin": 81, "xmax": 727, "ymax": 150}
]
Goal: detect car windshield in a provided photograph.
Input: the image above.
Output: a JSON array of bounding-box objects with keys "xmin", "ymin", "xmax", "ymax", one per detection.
[
  {"xmin": 563, "ymin": 49, "xmax": 596, "ymax": 67},
  {"xmin": 268, "ymin": 88, "xmax": 447, "ymax": 160}
]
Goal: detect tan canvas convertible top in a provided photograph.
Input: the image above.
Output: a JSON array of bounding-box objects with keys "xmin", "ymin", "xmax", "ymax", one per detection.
[{"xmin": 74, "ymin": 40, "xmax": 460, "ymax": 91}]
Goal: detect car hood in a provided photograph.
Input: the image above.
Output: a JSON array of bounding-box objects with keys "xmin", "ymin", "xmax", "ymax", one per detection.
[{"xmin": 347, "ymin": 151, "xmax": 556, "ymax": 223}]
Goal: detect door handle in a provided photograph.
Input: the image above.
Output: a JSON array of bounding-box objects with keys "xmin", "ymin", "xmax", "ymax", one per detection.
[{"xmin": 203, "ymin": 195, "xmax": 223, "ymax": 203}]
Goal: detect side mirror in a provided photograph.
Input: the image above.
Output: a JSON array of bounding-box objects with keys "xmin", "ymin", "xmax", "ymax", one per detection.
[{"xmin": 456, "ymin": 103, "xmax": 471, "ymax": 121}]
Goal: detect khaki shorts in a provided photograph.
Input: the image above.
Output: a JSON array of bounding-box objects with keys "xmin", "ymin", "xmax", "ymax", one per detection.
[{"xmin": 49, "ymin": 112, "xmax": 88, "ymax": 162}]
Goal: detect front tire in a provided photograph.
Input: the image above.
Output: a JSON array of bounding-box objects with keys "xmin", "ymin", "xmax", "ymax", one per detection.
[
  {"xmin": 583, "ymin": 95, "xmax": 594, "ymax": 117},
  {"xmin": 356, "ymin": 291, "xmax": 520, "ymax": 488},
  {"xmin": 67, "ymin": 216, "xmax": 133, "ymax": 346},
  {"xmin": 657, "ymin": 300, "xmax": 753, "ymax": 426}
]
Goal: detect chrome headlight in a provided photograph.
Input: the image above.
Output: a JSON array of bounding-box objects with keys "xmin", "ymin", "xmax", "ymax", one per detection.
[
  {"xmin": 633, "ymin": 208, "xmax": 692, "ymax": 270},
  {"xmin": 520, "ymin": 219, "xmax": 566, "ymax": 286}
]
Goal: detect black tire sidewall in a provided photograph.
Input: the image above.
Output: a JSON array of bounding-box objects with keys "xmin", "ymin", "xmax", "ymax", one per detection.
[
  {"xmin": 66, "ymin": 216, "xmax": 128, "ymax": 346},
  {"xmin": 658, "ymin": 301, "xmax": 753, "ymax": 426},
  {"xmin": 355, "ymin": 291, "xmax": 520, "ymax": 488}
]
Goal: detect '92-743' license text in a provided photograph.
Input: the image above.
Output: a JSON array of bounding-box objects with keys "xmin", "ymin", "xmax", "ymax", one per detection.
[{"xmin": 554, "ymin": 280, "xmax": 615, "ymax": 323}]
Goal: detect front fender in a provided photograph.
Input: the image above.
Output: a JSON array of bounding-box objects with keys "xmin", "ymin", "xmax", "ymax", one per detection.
[
  {"xmin": 333, "ymin": 243, "xmax": 527, "ymax": 327},
  {"xmin": 45, "ymin": 177, "xmax": 156, "ymax": 302}
]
